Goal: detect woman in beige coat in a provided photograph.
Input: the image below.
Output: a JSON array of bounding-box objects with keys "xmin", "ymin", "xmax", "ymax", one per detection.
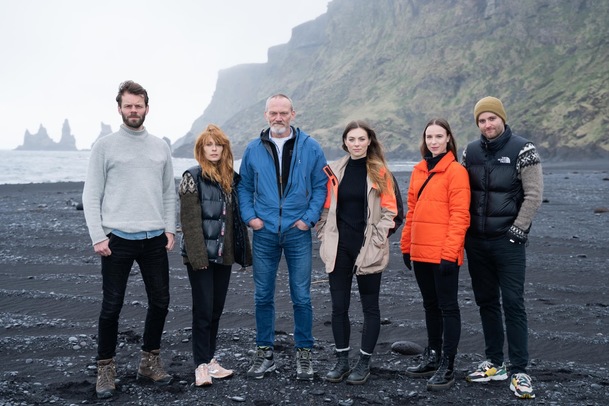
[{"xmin": 317, "ymin": 120, "xmax": 398, "ymax": 385}]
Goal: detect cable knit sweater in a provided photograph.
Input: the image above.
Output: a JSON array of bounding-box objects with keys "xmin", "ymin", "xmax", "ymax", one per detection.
[{"xmin": 82, "ymin": 125, "xmax": 176, "ymax": 245}]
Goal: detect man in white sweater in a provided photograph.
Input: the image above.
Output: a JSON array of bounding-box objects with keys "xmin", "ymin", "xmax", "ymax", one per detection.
[{"xmin": 83, "ymin": 80, "xmax": 176, "ymax": 399}]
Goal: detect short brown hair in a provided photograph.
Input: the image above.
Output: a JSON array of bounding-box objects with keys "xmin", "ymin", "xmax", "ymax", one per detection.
[{"xmin": 116, "ymin": 80, "xmax": 149, "ymax": 106}]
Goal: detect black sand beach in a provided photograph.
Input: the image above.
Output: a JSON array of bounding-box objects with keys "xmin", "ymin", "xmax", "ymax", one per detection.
[{"xmin": 1, "ymin": 161, "xmax": 608, "ymax": 405}]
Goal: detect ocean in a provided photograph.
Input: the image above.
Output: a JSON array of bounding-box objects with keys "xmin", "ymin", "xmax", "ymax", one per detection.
[{"xmin": 0, "ymin": 150, "xmax": 414, "ymax": 185}]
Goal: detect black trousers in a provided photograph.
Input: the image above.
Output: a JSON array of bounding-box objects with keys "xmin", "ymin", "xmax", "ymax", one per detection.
[
  {"xmin": 187, "ymin": 262, "xmax": 232, "ymax": 366},
  {"xmin": 97, "ymin": 233, "xmax": 170, "ymax": 360},
  {"xmin": 465, "ymin": 235, "xmax": 528, "ymax": 374},
  {"xmin": 329, "ymin": 223, "xmax": 382, "ymax": 354},
  {"xmin": 413, "ymin": 261, "xmax": 461, "ymax": 357}
]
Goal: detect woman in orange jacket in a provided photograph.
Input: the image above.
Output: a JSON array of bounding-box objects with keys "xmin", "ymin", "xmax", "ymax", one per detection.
[{"xmin": 400, "ymin": 118, "xmax": 470, "ymax": 391}]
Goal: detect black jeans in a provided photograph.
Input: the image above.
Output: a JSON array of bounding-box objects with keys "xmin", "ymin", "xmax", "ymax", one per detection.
[
  {"xmin": 97, "ymin": 233, "xmax": 170, "ymax": 360},
  {"xmin": 329, "ymin": 223, "xmax": 382, "ymax": 354},
  {"xmin": 413, "ymin": 261, "xmax": 461, "ymax": 357},
  {"xmin": 187, "ymin": 262, "xmax": 232, "ymax": 366},
  {"xmin": 465, "ymin": 234, "xmax": 529, "ymax": 374}
]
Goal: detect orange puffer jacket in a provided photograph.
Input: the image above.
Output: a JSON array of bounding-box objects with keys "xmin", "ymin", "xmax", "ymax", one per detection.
[{"xmin": 400, "ymin": 153, "xmax": 470, "ymax": 265}]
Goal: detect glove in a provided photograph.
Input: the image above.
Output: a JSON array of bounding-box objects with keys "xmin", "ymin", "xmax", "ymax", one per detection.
[
  {"xmin": 402, "ymin": 253, "xmax": 412, "ymax": 270},
  {"xmin": 507, "ymin": 224, "xmax": 528, "ymax": 244},
  {"xmin": 439, "ymin": 259, "xmax": 458, "ymax": 276}
]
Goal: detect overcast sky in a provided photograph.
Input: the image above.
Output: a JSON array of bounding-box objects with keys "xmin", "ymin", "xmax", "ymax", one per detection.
[{"xmin": 0, "ymin": 0, "xmax": 331, "ymax": 150}]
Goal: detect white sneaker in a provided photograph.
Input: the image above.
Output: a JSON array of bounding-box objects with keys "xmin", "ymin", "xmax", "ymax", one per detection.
[
  {"xmin": 510, "ymin": 373, "xmax": 535, "ymax": 399},
  {"xmin": 208, "ymin": 358, "xmax": 234, "ymax": 379},
  {"xmin": 466, "ymin": 360, "xmax": 508, "ymax": 382},
  {"xmin": 195, "ymin": 363, "xmax": 212, "ymax": 387}
]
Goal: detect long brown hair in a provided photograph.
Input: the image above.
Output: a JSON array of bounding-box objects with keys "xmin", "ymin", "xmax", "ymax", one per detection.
[
  {"xmin": 419, "ymin": 118, "xmax": 458, "ymax": 159},
  {"xmin": 193, "ymin": 124, "xmax": 234, "ymax": 193},
  {"xmin": 342, "ymin": 120, "xmax": 393, "ymax": 195}
]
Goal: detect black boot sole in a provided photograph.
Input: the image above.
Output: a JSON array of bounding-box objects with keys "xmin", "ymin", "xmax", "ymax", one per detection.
[
  {"xmin": 405, "ymin": 369, "xmax": 437, "ymax": 378},
  {"xmin": 427, "ymin": 378, "xmax": 455, "ymax": 391},
  {"xmin": 325, "ymin": 369, "xmax": 351, "ymax": 383},
  {"xmin": 346, "ymin": 372, "xmax": 370, "ymax": 385}
]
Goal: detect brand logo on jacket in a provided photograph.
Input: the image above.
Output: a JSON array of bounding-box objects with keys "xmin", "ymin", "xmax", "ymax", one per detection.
[{"xmin": 497, "ymin": 157, "xmax": 511, "ymax": 164}]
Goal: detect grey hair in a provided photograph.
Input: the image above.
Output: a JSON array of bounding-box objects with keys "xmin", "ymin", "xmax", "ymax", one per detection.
[{"xmin": 265, "ymin": 94, "xmax": 294, "ymax": 112}]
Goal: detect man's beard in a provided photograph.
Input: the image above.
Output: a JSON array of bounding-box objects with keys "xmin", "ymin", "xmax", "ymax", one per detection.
[
  {"xmin": 270, "ymin": 123, "xmax": 288, "ymax": 136},
  {"xmin": 122, "ymin": 112, "xmax": 146, "ymax": 129}
]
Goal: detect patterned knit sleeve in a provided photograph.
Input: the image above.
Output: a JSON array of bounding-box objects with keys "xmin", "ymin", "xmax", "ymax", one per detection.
[
  {"xmin": 514, "ymin": 143, "xmax": 544, "ymax": 231},
  {"xmin": 179, "ymin": 172, "xmax": 208, "ymax": 269}
]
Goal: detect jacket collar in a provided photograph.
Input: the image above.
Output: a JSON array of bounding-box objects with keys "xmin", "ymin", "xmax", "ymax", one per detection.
[
  {"xmin": 414, "ymin": 151, "xmax": 456, "ymax": 173},
  {"xmin": 480, "ymin": 124, "xmax": 512, "ymax": 152}
]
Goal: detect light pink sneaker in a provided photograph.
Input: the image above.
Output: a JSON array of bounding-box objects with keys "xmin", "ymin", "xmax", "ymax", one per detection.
[
  {"xmin": 208, "ymin": 358, "xmax": 234, "ymax": 379},
  {"xmin": 195, "ymin": 363, "xmax": 212, "ymax": 387}
]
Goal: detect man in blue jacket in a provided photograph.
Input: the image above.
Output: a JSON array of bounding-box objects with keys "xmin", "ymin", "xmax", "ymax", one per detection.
[{"xmin": 238, "ymin": 94, "xmax": 327, "ymax": 381}]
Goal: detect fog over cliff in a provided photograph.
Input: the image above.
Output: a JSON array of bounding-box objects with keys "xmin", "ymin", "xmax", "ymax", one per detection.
[{"xmin": 173, "ymin": 0, "xmax": 609, "ymax": 161}]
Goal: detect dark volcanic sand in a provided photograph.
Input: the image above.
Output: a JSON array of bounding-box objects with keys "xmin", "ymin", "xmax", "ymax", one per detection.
[{"xmin": 1, "ymin": 161, "xmax": 608, "ymax": 405}]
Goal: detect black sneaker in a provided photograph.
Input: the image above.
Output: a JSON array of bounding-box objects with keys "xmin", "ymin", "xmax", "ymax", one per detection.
[
  {"xmin": 296, "ymin": 348, "xmax": 314, "ymax": 381},
  {"xmin": 247, "ymin": 346, "xmax": 276, "ymax": 379}
]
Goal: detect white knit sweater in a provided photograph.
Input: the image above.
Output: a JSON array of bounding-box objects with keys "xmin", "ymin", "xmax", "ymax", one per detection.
[{"xmin": 82, "ymin": 125, "xmax": 176, "ymax": 245}]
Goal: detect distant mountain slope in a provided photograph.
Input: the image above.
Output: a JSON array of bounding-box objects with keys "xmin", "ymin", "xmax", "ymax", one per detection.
[{"xmin": 173, "ymin": 0, "xmax": 609, "ymax": 161}]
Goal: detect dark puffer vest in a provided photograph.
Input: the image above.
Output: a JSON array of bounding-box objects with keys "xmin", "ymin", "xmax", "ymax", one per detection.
[
  {"xmin": 180, "ymin": 167, "xmax": 251, "ymax": 267},
  {"xmin": 465, "ymin": 125, "xmax": 527, "ymax": 239}
]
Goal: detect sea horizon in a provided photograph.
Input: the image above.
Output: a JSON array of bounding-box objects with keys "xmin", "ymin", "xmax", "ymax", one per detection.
[{"xmin": 0, "ymin": 150, "xmax": 415, "ymax": 185}]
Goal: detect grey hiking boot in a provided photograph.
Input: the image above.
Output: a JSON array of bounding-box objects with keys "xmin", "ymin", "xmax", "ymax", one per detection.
[
  {"xmin": 137, "ymin": 349, "xmax": 173, "ymax": 386},
  {"xmin": 247, "ymin": 346, "xmax": 276, "ymax": 379},
  {"xmin": 96, "ymin": 358, "xmax": 116, "ymax": 399},
  {"xmin": 296, "ymin": 348, "xmax": 314, "ymax": 381}
]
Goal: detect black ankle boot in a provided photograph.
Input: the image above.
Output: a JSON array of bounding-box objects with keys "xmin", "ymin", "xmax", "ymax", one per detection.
[
  {"xmin": 325, "ymin": 350, "xmax": 351, "ymax": 383},
  {"xmin": 405, "ymin": 347, "xmax": 440, "ymax": 378},
  {"xmin": 426, "ymin": 354, "xmax": 455, "ymax": 391},
  {"xmin": 346, "ymin": 353, "xmax": 371, "ymax": 385}
]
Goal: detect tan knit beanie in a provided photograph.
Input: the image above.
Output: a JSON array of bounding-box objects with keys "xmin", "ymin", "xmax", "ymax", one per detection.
[{"xmin": 474, "ymin": 96, "xmax": 507, "ymax": 123}]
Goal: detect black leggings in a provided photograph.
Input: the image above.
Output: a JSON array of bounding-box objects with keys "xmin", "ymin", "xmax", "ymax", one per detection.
[{"xmin": 329, "ymin": 224, "xmax": 382, "ymax": 354}]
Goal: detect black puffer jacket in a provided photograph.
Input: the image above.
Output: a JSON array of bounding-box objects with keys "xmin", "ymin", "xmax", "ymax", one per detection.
[
  {"xmin": 464, "ymin": 126, "xmax": 527, "ymax": 239},
  {"xmin": 179, "ymin": 166, "xmax": 252, "ymax": 268}
]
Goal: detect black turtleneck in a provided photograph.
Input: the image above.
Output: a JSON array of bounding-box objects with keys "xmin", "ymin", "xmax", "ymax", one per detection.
[
  {"xmin": 337, "ymin": 156, "xmax": 367, "ymax": 233},
  {"xmin": 425, "ymin": 152, "xmax": 447, "ymax": 171}
]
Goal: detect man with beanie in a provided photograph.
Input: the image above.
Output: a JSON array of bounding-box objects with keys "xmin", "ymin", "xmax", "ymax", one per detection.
[{"xmin": 461, "ymin": 96, "xmax": 543, "ymax": 399}]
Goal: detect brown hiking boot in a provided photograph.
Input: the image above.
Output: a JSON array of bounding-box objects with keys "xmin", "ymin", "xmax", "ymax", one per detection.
[
  {"xmin": 96, "ymin": 358, "xmax": 116, "ymax": 399},
  {"xmin": 137, "ymin": 350, "xmax": 173, "ymax": 386}
]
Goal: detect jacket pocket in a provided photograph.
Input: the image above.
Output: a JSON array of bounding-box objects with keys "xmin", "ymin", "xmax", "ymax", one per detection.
[{"xmin": 357, "ymin": 226, "xmax": 388, "ymax": 271}]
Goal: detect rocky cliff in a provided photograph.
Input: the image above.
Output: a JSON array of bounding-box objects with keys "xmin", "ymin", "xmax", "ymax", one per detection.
[
  {"xmin": 173, "ymin": 0, "xmax": 609, "ymax": 161},
  {"xmin": 15, "ymin": 119, "xmax": 77, "ymax": 151}
]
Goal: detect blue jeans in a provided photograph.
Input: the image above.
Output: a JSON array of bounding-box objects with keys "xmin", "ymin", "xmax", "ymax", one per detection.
[
  {"xmin": 97, "ymin": 233, "xmax": 170, "ymax": 360},
  {"xmin": 252, "ymin": 227, "xmax": 313, "ymax": 349},
  {"xmin": 465, "ymin": 234, "xmax": 528, "ymax": 374}
]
